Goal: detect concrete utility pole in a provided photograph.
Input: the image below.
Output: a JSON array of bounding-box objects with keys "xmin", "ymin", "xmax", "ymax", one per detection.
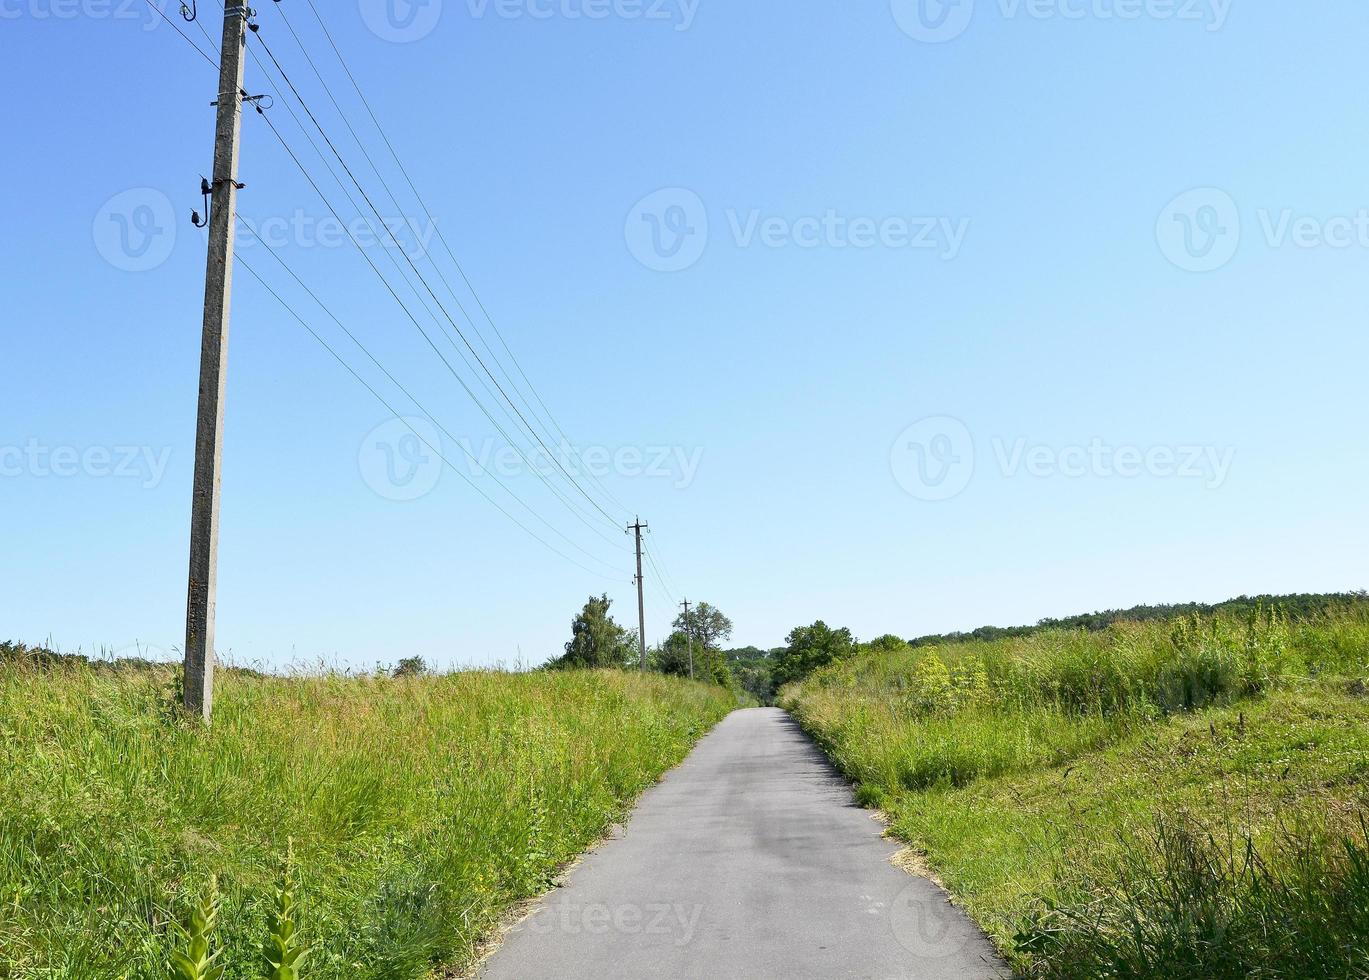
[
  {"xmin": 628, "ymin": 517, "xmax": 648, "ymax": 670},
  {"xmin": 183, "ymin": 3, "xmax": 249, "ymax": 723},
  {"xmin": 680, "ymin": 598, "xmax": 694, "ymax": 680}
]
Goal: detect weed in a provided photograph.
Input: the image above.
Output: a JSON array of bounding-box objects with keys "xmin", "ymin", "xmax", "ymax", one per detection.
[{"xmin": 169, "ymin": 879, "xmax": 225, "ymax": 980}]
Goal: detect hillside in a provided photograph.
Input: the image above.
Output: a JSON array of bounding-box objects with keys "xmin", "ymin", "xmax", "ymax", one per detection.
[{"xmin": 780, "ymin": 607, "xmax": 1369, "ymax": 978}]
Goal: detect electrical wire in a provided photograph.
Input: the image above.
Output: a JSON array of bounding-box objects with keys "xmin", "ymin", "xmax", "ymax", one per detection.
[
  {"xmin": 145, "ymin": 7, "xmax": 662, "ymax": 584},
  {"xmin": 249, "ymin": 29, "xmax": 623, "ymax": 531},
  {"xmin": 235, "ymin": 253, "xmax": 632, "ymax": 582},
  {"xmin": 234, "ymin": 216, "xmax": 631, "ymax": 577},
  {"xmin": 247, "ymin": 104, "xmax": 628, "ymax": 553},
  {"xmin": 143, "ymin": 0, "xmax": 220, "ymax": 69},
  {"xmin": 292, "ymin": 0, "xmax": 635, "ymax": 521}
]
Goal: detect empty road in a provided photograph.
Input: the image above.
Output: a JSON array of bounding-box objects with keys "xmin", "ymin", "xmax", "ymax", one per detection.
[{"xmin": 478, "ymin": 708, "xmax": 1005, "ymax": 980}]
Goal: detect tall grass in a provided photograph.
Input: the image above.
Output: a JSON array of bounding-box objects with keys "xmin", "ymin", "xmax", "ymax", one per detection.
[
  {"xmin": 784, "ymin": 609, "xmax": 1369, "ymax": 792},
  {"xmin": 0, "ymin": 660, "xmax": 734, "ymax": 978},
  {"xmin": 1019, "ymin": 813, "xmax": 1369, "ymax": 978},
  {"xmin": 780, "ymin": 607, "xmax": 1369, "ymax": 977}
]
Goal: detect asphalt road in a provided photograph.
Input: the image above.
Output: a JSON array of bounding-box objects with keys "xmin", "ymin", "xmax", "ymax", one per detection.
[{"xmin": 478, "ymin": 707, "xmax": 1005, "ymax": 980}]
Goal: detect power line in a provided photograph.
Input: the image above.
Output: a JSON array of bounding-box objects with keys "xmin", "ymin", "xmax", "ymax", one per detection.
[
  {"xmin": 192, "ymin": 4, "xmax": 630, "ymax": 540},
  {"xmin": 142, "ymin": 0, "xmax": 219, "ymax": 69},
  {"xmin": 249, "ymin": 28, "xmax": 623, "ymax": 531},
  {"xmin": 288, "ymin": 0, "xmax": 636, "ymax": 521},
  {"xmin": 187, "ymin": 14, "xmax": 606, "ymax": 541},
  {"xmin": 646, "ymin": 537, "xmax": 684, "ymax": 599},
  {"xmin": 234, "ymin": 216, "xmax": 631, "ymax": 577},
  {"xmin": 235, "ymin": 253, "xmax": 632, "ymax": 582},
  {"xmin": 268, "ymin": 1, "xmax": 558, "ymax": 449},
  {"xmin": 247, "ymin": 103, "xmax": 627, "ymax": 553},
  {"xmin": 643, "ymin": 546, "xmax": 678, "ymax": 606},
  {"xmin": 145, "ymin": 5, "xmax": 647, "ymax": 581},
  {"xmin": 240, "ymin": 77, "xmax": 622, "ymax": 546}
]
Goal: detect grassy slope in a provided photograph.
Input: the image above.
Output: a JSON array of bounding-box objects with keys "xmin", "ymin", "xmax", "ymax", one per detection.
[
  {"xmin": 781, "ymin": 612, "xmax": 1369, "ymax": 977},
  {"xmin": 0, "ymin": 662, "xmax": 735, "ymax": 979}
]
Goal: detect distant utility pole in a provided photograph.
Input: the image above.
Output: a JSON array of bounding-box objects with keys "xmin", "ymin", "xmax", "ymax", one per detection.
[
  {"xmin": 628, "ymin": 517, "xmax": 648, "ymax": 670},
  {"xmin": 680, "ymin": 598, "xmax": 694, "ymax": 680},
  {"xmin": 183, "ymin": 3, "xmax": 249, "ymax": 723}
]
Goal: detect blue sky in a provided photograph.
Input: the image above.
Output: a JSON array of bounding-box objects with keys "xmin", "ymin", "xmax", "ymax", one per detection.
[{"xmin": 2, "ymin": 0, "xmax": 1366, "ymax": 669}]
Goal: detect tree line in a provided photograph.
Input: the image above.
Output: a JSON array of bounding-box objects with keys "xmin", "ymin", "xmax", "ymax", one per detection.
[
  {"xmin": 547, "ymin": 595, "xmax": 864, "ymax": 704},
  {"xmin": 549, "ymin": 591, "xmax": 1369, "ymax": 705}
]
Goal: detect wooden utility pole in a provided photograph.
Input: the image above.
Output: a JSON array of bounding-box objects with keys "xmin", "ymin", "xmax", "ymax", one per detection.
[
  {"xmin": 184, "ymin": 3, "xmax": 249, "ymax": 723},
  {"xmin": 680, "ymin": 598, "xmax": 694, "ymax": 680},
  {"xmin": 628, "ymin": 517, "xmax": 648, "ymax": 670}
]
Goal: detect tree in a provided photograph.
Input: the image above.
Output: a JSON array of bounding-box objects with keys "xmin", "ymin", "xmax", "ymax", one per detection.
[
  {"xmin": 864, "ymin": 634, "xmax": 910, "ymax": 655},
  {"xmin": 652, "ymin": 631, "xmax": 693, "ymax": 678},
  {"xmin": 663, "ymin": 601, "xmax": 736, "ymax": 688},
  {"xmin": 558, "ymin": 594, "xmax": 636, "ymax": 670},
  {"xmin": 392, "ymin": 656, "xmax": 428, "ymax": 678},
  {"xmin": 771, "ymin": 621, "xmax": 857, "ymax": 688},
  {"xmin": 673, "ymin": 601, "xmax": 733, "ymax": 652},
  {"xmin": 652, "ymin": 630, "xmax": 734, "ymax": 687},
  {"xmin": 725, "ymin": 647, "xmax": 779, "ymax": 704}
]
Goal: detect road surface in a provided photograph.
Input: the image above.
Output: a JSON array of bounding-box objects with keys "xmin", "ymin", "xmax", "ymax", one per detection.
[{"xmin": 478, "ymin": 707, "xmax": 1005, "ymax": 980}]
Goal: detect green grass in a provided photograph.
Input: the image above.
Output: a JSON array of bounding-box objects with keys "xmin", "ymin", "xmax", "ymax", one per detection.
[
  {"xmin": 780, "ymin": 609, "xmax": 1369, "ymax": 978},
  {"xmin": 0, "ymin": 658, "xmax": 735, "ymax": 978}
]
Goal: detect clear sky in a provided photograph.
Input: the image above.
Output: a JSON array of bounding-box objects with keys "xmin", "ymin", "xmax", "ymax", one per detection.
[{"xmin": 2, "ymin": 0, "xmax": 1366, "ymax": 670}]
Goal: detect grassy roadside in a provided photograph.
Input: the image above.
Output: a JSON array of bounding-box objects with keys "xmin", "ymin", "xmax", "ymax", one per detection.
[
  {"xmin": 780, "ymin": 610, "xmax": 1369, "ymax": 978},
  {"xmin": 0, "ymin": 657, "xmax": 735, "ymax": 978}
]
